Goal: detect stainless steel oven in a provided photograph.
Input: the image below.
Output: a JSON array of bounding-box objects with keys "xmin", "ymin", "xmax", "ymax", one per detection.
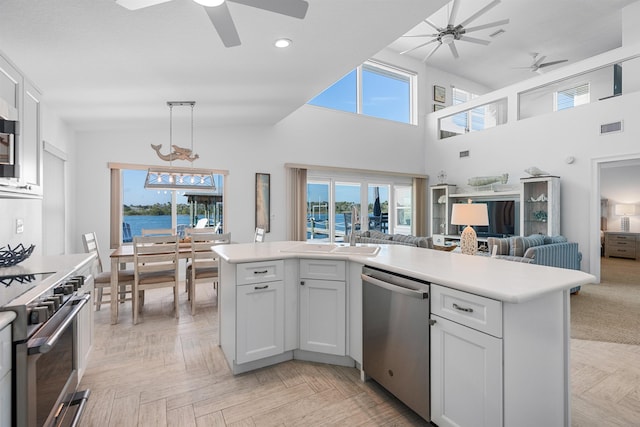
[{"xmin": 2, "ymin": 273, "xmax": 91, "ymax": 427}]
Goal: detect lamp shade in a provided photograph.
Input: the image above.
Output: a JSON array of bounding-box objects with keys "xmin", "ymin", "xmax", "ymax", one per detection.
[
  {"xmin": 451, "ymin": 203, "xmax": 489, "ymax": 226},
  {"xmin": 615, "ymin": 204, "xmax": 637, "ymax": 216}
]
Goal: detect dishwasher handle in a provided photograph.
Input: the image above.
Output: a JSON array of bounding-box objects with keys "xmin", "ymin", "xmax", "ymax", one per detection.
[{"xmin": 361, "ymin": 274, "xmax": 428, "ymax": 299}]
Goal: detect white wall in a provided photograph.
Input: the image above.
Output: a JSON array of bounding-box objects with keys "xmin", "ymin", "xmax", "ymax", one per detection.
[{"xmin": 73, "ymin": 102, "xmax": 427, "ymax": 259}]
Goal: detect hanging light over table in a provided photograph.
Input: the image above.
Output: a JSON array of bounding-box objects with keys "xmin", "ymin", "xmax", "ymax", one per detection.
[{"xmin": 144, "ymin": 101, "xmax": 216, "ymax": 191}]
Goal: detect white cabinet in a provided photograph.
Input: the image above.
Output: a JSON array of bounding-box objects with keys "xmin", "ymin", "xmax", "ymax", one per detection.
[
  {"xmin": 20, "ymin": 81, "xmax": 42, "ymax": 194},
  {"xmin": 431, "ymin": 283, "xmax": 570, "ymax": 427},
  {"xmin": 520, "ymin": 176, "xmax": 560, "ymax": 236},
  {"xmin": 236, "ymin": 280, "xmax": 284, "ymax": 364},
  {"xmin": 431, "ymin": 316, "xmax": 503, "ymax": 427},
  {"xmin": 299, "ymin": 259, "xmax": 346, "ymax": 356},
  {"xmin": 430, "ymin": 184, "xmax": 456, "ymax": 237}
]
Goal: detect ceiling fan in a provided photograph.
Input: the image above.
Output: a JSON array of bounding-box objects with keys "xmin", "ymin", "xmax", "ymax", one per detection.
[
  {"xmin": 400, "ymin": 0, "xmax": 509, "ymax": 62},
  {"xmin": 514, "ymin": 52, "xmax": 569, "ymax": 73},
  {"xmin": 115, "ymin": 0, "xmax": 309, "ymax": 48}
]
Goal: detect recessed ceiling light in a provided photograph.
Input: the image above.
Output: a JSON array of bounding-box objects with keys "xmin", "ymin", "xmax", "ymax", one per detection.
[{"xmin": 274, "ymin": 38, "xmax": 292, "ymax": 48}]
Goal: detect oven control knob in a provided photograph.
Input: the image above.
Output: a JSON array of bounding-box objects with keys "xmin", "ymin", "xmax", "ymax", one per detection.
[
  {"xmin": 53, "ymin": 286, "xmax": 65, "ymax": 295},
  {"xmin": 63, "ymin": 284, "xmax": 74, "ymax": 295},
  {"xmin": 29, "ymin": 306, "xmax": 49, "ymax": 324},
  {"xmin": 44, "ymin": 296, "xmax": 61, "ymax": 311},
  {"xmin": 40, "ymin": 301, "xmax": 56, "ymax": 316},
  {"xmin": 71, "ymin": 276, "xmax": 85, "ymax": 288}
]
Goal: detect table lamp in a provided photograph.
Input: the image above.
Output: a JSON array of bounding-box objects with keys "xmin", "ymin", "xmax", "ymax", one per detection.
[
  {"xmin": 451, "ymin": 202, "xmax": 489, "ymax": 255},
  {"xmin": 615, "ymin": 204, "xmax": 636, "ymax": 232}
]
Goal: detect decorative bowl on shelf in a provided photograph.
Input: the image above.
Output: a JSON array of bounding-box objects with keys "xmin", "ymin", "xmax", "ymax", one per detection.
[{"xmin": 0, "ymin": 243, "xmax": 36, "ymax": 267}]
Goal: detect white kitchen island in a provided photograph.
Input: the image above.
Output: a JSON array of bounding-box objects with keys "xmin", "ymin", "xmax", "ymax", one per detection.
[{"xmin": 213, "ymin": 241, "xmax": 595, "ymax": 427}]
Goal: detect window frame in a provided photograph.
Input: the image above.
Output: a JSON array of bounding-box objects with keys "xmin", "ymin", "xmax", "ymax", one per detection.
[
  {"xmin": 308, "ymin": 60, "xmax": 418, "ymax": 125},
  {"xmin": 553, "ymin": 82, "xmax": 591, "ymax": 112}
]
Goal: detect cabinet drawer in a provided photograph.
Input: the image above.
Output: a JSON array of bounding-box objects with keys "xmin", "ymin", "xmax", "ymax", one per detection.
[
  {"xmin": 236, "ymin": 260, "xmax": 284, "ymax": 285},
  {"xmin": 607, "ymin": 233, "xmax": 636, "ymax": 242},
  {"xmin": 431, "ymin": 284, "xmax": 502, "ymax": 338},
  {"xmin": 607, "ymin": 247, "xmax": 636, "ymax": 258},
  {"xmin": 299, "ymin": 259, "xmax": 346, "ymax": 281}
]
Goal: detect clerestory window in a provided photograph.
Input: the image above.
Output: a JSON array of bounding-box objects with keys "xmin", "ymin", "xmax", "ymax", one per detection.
[{"xmin": 308, "ymin": 61, "xmax": 416, "ymax": 125}]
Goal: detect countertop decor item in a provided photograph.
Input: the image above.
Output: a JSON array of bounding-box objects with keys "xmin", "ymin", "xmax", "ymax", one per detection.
[
  {"xmin": 0, "ymin": 243, "xmax": 35, "ymax": 267},
  {"xmin": 525, "ymin": 166, "xmax": 549, "ymax": 176},
  {"xmin": 467, "ymin": 173, "xmax": 508, "ymax": 187}
]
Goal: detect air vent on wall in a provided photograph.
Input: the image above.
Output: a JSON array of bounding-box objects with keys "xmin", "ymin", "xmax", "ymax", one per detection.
[{"xmin": 600, "ymin": 121, "xmax": 623, "ymax": 135}]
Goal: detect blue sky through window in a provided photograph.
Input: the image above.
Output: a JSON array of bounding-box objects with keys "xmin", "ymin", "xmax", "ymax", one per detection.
[{"xmin": 308, "ymin": 70, "xmax": 357, "ymax": 113}]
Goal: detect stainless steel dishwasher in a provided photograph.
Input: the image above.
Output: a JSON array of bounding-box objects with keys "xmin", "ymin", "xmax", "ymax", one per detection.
[{"xmin": 362, "ymin": 265, "xmax": 430, "ymax": 422}]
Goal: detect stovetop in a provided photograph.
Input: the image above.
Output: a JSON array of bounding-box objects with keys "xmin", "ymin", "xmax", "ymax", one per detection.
[{"xmin": 0, "ymin": 273, "xmax": 54, "ymax": 307}]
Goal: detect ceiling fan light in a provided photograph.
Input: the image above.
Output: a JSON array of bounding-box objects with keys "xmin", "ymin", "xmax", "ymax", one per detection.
[
  {"xmin": 274, "ymin": 38, "xmax": 292, "ymax": 48},
  {"xmin": 441, "ymin": 33, "xmax": 455, "ymax": 45},
  {"xmin": 193, "ymin": 0, "xmax": 225, "ymax": 7}
]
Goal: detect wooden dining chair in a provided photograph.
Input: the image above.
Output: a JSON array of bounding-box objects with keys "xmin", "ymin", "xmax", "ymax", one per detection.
[
  {"xmin": 141, "ymin": 228, "xmax": 175, "ymax": 237},
  {"xmin": 186, "ymin": 232, "xmax": 230, "ymax": 315},
  {"xmin": 82, "ymin": 232, "xmax": 133, "ymax": 311},
  {"xmin": 132, "ymin": 235, "xmax": 180, "ymax": 324}
]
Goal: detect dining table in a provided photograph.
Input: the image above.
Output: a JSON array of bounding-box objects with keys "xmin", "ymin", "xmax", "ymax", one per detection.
[{"xmin": 109, "ymin": 242, "xmax": 195, "ymax": 324}]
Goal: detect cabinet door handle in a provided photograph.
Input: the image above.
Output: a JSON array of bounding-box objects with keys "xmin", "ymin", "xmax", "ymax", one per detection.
[
  {"xmin": 253, "ymin": 270, "xmax": 268, "ymax": 274},
  {"xmin": 300, "ymin": 281, "xmax": 305, "ymax": 286},
  {"xmin": 254, "ymin": 285, "xmax": 269, "ymax": 290},
  {"xmin": 452, "ymin": 303, "xmax": 473, "ymax": 313},
  {"xmin": 428, "ymin": 319, "xmax": 437, "ymax": 326}
]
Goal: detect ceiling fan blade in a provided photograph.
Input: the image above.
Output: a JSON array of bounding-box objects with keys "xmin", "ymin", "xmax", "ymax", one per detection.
[
  {"xmin": 458, "ymin": 0, "xmax": 501, "ymax": 28},
  {"xmin": 401, "ymin": 34, "xmax": 440, "ymax": 38},
  {"xmin": 205, "ymin": 3, "xmax": 241, "ymax": 47},
  {"xmin": 115, "ymin": 0, "xmax": 172, "ymax": 10},
  {"xmin": 423, "ymin": 18, "xmax": 442, "ymax": 32},
  {"xmin": 229, "ymin": 0, "xmax": 309, "ymax": 19},
  {"xmin": 463, "ymin": 18, "xmax": 510, "ymax": 33},
  {"xmin": 459, "ymin": 35, "xmax": 490, "ymax": 45},
  {"xmin": 448, "ymin": 0, "xmax": 460, "ymax": 26},
  {"xmin": 422, "ymin": 43, "xmax": 441, "ymax": 62},
  {"xmin": 400, "ymin": 39, "xmax": 438, "ymax": 55},
  {"xmin": 539, "ymin": 59, "xmax": 569, "ymax": 68},
  {"xmin": 448, "ymin": 42, "xmax": 459, "ymax": 59}
]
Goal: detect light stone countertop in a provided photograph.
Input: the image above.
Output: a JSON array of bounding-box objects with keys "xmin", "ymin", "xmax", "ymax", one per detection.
[{"xmin": 213, "ymin": 241, "xmax": 596, "ymax": 303}]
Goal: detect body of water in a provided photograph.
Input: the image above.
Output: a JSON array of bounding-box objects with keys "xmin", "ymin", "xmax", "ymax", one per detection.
[{"xmin": 123, "ymin": 215, "xmax": 191, "ymax": 239}]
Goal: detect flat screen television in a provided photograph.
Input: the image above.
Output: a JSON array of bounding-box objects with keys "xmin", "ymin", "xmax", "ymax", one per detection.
[{"xmin": 456, "ymin": 200, "xmax": 519, "ymax": 238}]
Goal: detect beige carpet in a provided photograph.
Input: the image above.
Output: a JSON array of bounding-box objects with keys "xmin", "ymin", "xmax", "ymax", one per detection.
[{"xmin": 570, "ymin": 257, "xmax": 640, "ymax": 345}]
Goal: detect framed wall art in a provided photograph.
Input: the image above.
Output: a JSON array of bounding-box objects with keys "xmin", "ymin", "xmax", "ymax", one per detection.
[
  {"xmin": 433, "ymin": 104, "xmax": 445, "ymax": 112},
  {"xmin": 255, "ymin": 172, "xmax": 271, "ymax": 232},
  {"xmin": 433, "ymin": 85, "xmax": 446, "ymax": 103}
]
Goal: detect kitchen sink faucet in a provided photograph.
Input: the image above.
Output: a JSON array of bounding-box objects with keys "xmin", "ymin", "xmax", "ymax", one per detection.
[{"xmin": 349, "ymin": 205, "xmax": 360, "ymax": 246}]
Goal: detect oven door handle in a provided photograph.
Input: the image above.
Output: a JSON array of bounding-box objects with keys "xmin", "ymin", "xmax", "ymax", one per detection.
[
  {"xmin": 38, "ymin": 294, "xmax": 90, "ymax": 354},
  {"xmin": 361, "ymin": 274, "xmax": 429, "ymax": 299}
]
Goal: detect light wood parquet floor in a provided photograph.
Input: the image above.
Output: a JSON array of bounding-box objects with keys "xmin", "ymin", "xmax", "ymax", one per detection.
[{"xmin": 78, "ymin": 284, "xmax": 640, "ymax": 426}]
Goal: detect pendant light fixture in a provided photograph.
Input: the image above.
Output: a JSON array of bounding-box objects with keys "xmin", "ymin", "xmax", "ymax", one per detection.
[{"xmin": 144, "ymin": 101, "xmax": 216, "ymax": 191}]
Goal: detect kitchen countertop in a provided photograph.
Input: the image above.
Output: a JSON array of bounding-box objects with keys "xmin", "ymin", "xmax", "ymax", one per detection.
[{"xmin": 213, "ymin": 241, "xmax": 596, "ymax": 303}]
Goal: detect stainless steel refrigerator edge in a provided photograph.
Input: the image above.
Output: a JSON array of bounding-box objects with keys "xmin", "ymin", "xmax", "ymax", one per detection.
[{"xmin": 362, "ymin": 266, "xmax": 431, "ymax": 422}]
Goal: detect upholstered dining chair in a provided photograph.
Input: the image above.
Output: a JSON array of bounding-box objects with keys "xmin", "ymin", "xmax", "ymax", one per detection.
[
  {"xmin": 132, "ymin": 235, "xmax": 180, "ymax": 324},
  {"xmin": 186, "ymin": 232, "xmax": 231, "ymax": 315},
  {"xmin": 82, "ymin": 231, "xmax": 133, "ymax": 311}
]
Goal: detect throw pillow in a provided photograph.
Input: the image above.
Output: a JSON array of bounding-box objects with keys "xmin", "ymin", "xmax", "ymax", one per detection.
[
  {"xmin": 488, "ymin": 237, "xmax": 510, "ymax": 255},
  {"xmin": 509, "ymin": 235, "xmax": 545, "ymax": 257},
  {"xmin": 543, "ymin": 235, "xmax": 568, "ymax": 244}
]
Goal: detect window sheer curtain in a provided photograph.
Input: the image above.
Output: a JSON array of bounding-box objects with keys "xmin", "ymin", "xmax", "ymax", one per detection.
[
  {"xmin": 287, "ymin": 167, "xmax": 307, "ymax": 241},
  {"xmin": 413, "ymin": 177, "xmax": 427, "ymax": 237}
]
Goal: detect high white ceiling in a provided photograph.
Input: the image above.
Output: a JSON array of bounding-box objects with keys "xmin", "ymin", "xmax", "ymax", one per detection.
[
  {"xmin": 0, "ymin": 0, "xmax": 636, "ymax": 131},
  {"xmin": 389, "ymin": 0, "xmax": 638, "ymax": 91}
]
